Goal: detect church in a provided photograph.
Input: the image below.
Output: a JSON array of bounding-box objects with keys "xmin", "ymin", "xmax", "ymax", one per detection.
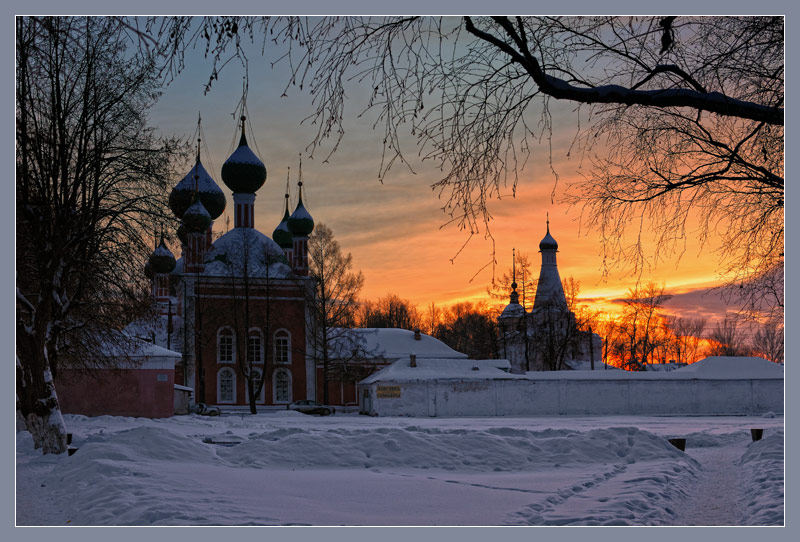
[
  {"xmin": 133, "ymin": 117, "xmax": 320, "ymax": 408},
  {"xmin": 498, "ymin": 219, "xmax": 602, "ymax": 373}
]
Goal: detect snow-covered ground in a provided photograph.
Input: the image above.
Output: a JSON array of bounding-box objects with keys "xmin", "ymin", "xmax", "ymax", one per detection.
[{"xmin": 16, "ymin": 412, "xmax": 783, "ymax": 526}]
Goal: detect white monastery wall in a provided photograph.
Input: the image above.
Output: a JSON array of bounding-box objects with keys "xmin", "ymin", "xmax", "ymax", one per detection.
[{"xmin": 363, "ymin": 377, "xmax": 783, "ymax": 417}]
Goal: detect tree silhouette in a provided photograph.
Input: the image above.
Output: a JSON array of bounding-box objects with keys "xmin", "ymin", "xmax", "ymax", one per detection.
[{"xmin": 16, "ymin": 17, "xmax": 182, "ymax": 453}]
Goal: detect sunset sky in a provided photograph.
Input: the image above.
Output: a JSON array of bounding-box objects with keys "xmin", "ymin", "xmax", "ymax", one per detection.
[{"xmin": 149, "ymin": 20, "xmax": 741, "ymax": 324}]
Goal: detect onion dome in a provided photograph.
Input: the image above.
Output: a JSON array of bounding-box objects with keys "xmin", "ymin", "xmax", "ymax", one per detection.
[
  {"xmin": 148, "ymin": 236, "xmax": 177, "ymax": 274},
  {"xmin": 182, "ymin": 191, "xmax": 213, "ymax": 233},
  {"xmin": 287, "ymin": 182, "xmax": 314, "ymax": 236},
  {"xmin": 539, "ymin": 220, "xmax": 558, "ymax": 250},
  {"xmin": 169, "ymin": 158, "xmax": 227, "ymax": 220},
  {"xmin": 221, "ymin": 117, "xmax": 267, "ymax": 194},
  {"xmin": 272, "ymin": 193, "xmax": 293, "ymax": 249},
  {"xmin": 176, "ymin": 223, "xmax": 188, "ymax": 245},
  {"xmin": 144, "ymin": 260, "xmax": 154, "ymax": 279}
]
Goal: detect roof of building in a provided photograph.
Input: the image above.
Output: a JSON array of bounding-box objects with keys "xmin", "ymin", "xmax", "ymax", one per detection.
[
  {"xmin": 360, "ymin": 357, "xmax": 513, "ymax": 384},
  {"xmin": 539, "ymin": 221, "xmax": 558, "ymax": 250},
  {"xmin": 272, "ymin": 195, "xmax": 294, "ymax": 248},
  {"xmin": 287, "ymin": 189, "xmax": 314, "ymax": 236},
  {"xmin": 199, "ymin": 227, "xmax": 292, "ymax": 278},
  {"xmin": 335, "ymin": 328, "xmax": 469, "ymax": 361},
  {"xmin": 169, "ymin": 159, "xmax": 226, "ymax": 220},
  {"xmin": 221, "ymin": 122, "xmax": 267, "ymax": 194},
  {"xmin": 673, "ymin": 356, "xmax": 783, "ymax": 378},
  {"xmin": 99, "ymin": 332, "xmax": 182, "ymax": 359}
]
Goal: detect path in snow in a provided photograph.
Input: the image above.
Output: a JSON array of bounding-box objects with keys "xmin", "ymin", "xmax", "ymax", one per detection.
[{"xmin": 672, "ymin": 439, "xmax": 748, "ymax": 525}]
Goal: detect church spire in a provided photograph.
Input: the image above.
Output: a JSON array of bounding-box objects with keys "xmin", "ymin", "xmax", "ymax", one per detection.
[{"xmin": 509, "ymin": 248, "xmax": 520, "ymax": 305}]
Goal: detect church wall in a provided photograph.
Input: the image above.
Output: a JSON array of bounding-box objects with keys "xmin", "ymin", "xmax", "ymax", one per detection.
[{"xmin": 192, "ymin": 280, "xmax": 309, "ymax": 406}]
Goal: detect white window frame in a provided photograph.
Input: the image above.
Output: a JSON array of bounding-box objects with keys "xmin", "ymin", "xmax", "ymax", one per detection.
[
  {"xmin": 248, "ymin": 368, "xmax": 266, "ymax": 404},
  {"xmin": 273, "ymin": 368, "xmax": 292, "ymax": 404},
  {"xmin": 247, "ymin": 328, "xmax": 264, "ymax": 365},
  {"xmin": 274, "ymin": 328, "xmax": 291, "ymax": 364},
  {"xmin": 217, "ymin": 367, "xmax": 236, "ymax": 404},
  {"xmin": 217, "ymin": 327, "xmax": 236, "ymax": 364}
]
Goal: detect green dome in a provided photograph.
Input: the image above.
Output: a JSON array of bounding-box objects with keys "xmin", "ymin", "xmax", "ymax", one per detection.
[
  {"xmin": 144, "ymin": 259, "xmax": 154, "ymax": 279},
  {"xmin": 176, "ymin": 223, "xmax": 188, "ymax": 245},
  {"xmin": 169, "ymin": 160, "xmax": 226, "ymax": 220},
  {"xmin": 182, "ymin": 192, "xmax": 213, "ymax": 233},
  {"xmin": 272, "ymin": 197, "xmax": 293, "ymax": 249},
  {"xmin": 221, "ymin": 124, "xmax": 266, "ymax": 194},
  {"xmin": 287, "ymin": 192, "xmax": 314, "ymax": 237},
  {"xmin": 148, "ymin": 237, "xmax": 177, "ymax": 274}
]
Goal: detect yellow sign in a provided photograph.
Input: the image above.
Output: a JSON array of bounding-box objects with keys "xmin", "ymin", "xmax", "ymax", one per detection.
[{"xmin": 376, "ymin": 385, "xmax": 401, "ymax": 398}]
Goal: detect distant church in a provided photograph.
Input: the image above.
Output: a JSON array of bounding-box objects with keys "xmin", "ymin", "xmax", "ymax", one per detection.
[
  {"xmin": 130, "ymin": 117, "xmax": 321, "ymax": 407},
  {"xmin": 498, "ymin": 220, "xmax": 602, "ymax": 372}
]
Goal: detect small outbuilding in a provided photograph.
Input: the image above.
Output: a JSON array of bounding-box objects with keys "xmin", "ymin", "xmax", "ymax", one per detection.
[{"xmin": 57, "ymin": 336, "xmax": 182, "ymax": 418}]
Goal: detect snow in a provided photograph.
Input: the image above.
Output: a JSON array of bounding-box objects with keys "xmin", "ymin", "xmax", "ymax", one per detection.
[
  {"xmin": 151, "ymin": 242, "xmax": 174, "ymax": 259},
  {"xmin": 16, "ymin": 413, "xmax": 783, "ymax": 526},
  {"xmin": 201, "ymin": 227, "xmax": 291, "ymax": 278},
  {"xmin": 225, "ymin": 144, "xmax": 263, "ymax": 166},
  {"xmin": 290, "ymin": 200, "xmax": 313, "ymax": 221},
  {"xmin": 338, "ymin": 328, "xmax": 468, "ymax": 361},
  {"xmin": 174, "ymin": 160, "xmax": 224, "ymax": 195},
  {"xmin": 500, "ymin": 302, "xmax": 525, "ymax": 318},
  {"xmin": 673, "ymin": 356, "xmax": 783, "ymax": 379},
  {"xmin": 95, "ymin": 332, "xmax": 181, "ymax": 360},
  {"xmin": 565, "ymin": 359, "xmax": 620, "ymax": 371},
  {"xmin": 360, "ymin": 357, "xmax": 512, "ymax": 383}
]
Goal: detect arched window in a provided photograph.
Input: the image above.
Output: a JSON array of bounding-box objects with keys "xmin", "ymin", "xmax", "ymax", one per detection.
[
  {"xmin": 217, "ymin": 368, "xmax": 236, "ymax": 404},
  {"xmin": 248, "ymin": 368, "xmax": 266, "ymax": 404},
  {"xmin": 247, "ymin": 328, "xmax": 263, "ymax": 364},
  {"xmin": 217, "ymin": 328, "xmax": 235, "ymax": 364},
  {"xmin": 273, "ymin": 368, "xmax": 292, "ymax": 404},
  {"xmin": 274, "ymin": 329, "xmax": 291, "ymax": 364}
]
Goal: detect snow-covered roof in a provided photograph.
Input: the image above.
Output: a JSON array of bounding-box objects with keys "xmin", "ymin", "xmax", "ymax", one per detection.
[
  {"xmin": 337, "ymin": 328, "xmax": 468, "ymax": 361},
  {"xmin": 198, "ymin": 228, "xmax": 292, "ymax": 278},
  {"xmin": 123, "ymin": 314, "xmax": 184, "ymax": 354},
  {"xmin": 225, "ymin": 144, "xmax": 263, "ymax": 166},
  {"xmin": 96, "ymin": 331, "xmax": 182, "ymax": 360},
  {"xmin": 175, "ymin": 160, "xmax": 224, "ymax": 196},
  {"xmin": 500, "ymin": 302, "xmax": 525, "ymax": 319},
  {"xmin": 360, "ymin": 357, "xmax": 513, "ymax": 384},
  {"xmin": 673, "ymin": 356, "xmax": 783, "ymax": 379},
  {"xmin": 564, "ymin": 359, "xmax": 620, "ymax": 371}
]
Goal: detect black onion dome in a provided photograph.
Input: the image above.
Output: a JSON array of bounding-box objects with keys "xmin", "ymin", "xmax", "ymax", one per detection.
[
  {"xmin": 539, "ymin": 222, "xmax": 558, "ymax": 250},
  {"xmin": 272, "ymin": 197, "xmax": 293, "ymax": 249},
  {"xmin": 169, "ymin": 160, "xmax": 226, "ymax": 220},
  {"xmin": 221, "ymin": 121, "xmax": 267, "ymax": 194},
  {"xmin": 287, "ymin": 191, "xmax": 314, "ymax": 236},
  {"xmin": 144, "ymin": 260, "xmax": 154, "ymax": 279},
  {"xmin": 176, "ymin": 223, "xmax": 188, "ymax": 245},
  {"xmin": 182, "ymin": 192, "xmax": 213, "ymax": 233},
  {"xmin": 148, "ymin": 237, "xmax": 176, "ymax": 274}
]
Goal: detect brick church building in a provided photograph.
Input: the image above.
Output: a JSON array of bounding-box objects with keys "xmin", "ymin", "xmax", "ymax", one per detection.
[{"xmin": 134, "ymin": 117, "xmax": 321, "ymax": 408}]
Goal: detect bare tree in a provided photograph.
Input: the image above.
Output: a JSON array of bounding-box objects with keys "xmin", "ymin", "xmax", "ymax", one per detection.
[
  {"xmin": 424, "ymin": 302, "xmax": 443, "ymax": 336},
  {"xmin": 144, "ymin": 16, "xmax": 782, "ymax": 315},
  {"xmin": 707, "ymin": 316, "xmax": 751, "ymax": 357},
  {"xmin": 609, "ymin": 283, "xmax": 672, "ymax": 370},
  {"xmin": 751, "ymin": 317, "xmax": 784, "ymax": 364},
  {"xmin": 487, "ymin": 252, "xmax": 535, "ymax": 312},
  {"xmin": 433, "ymin": 301, "xmax": 498, "ymax": 360},
  {"xmin": 16, "ymin": 17, "xmax": 182, "ymax": 453},
  {"xmin": 664, "ymin": 316, "xmax": 707, "ymax": 365},
  {"xmin": 306, "ymin": 223, "xmax": 365, "ymax": 405},
  {"xmin": 358, "ymin": 294, "xmax": 421, "ymax": 330}
]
